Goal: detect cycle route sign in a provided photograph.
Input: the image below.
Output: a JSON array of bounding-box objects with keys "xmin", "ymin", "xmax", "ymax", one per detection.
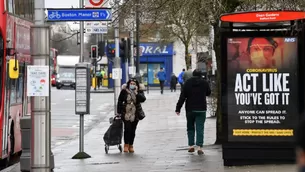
[{"xmin": 47, "ymin": 8, "xmax": 112, "ymax": 22}]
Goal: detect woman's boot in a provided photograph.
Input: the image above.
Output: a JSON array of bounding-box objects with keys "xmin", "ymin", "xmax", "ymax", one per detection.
[
  {"xmin": 124, "ymin": 144, "xmax": 129, "ymax": 152},
  {"xmin": 129, "ymin": 145, "xmax": 134, "ymax": 153}
]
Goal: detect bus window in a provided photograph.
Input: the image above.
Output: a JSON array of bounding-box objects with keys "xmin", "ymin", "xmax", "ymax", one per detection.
[
  {"xmin": 10, "ymin": 79, "xmax": 16, "ymax": 104},
  {"xmin": 16, "ymin": 66, "xmax": 24, "ymax": 103}
]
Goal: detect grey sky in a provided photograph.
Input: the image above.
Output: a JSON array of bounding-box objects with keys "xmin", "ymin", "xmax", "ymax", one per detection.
[{"xmin": 45, "ymin": 0, "xmax": 79, "ymax": 8}]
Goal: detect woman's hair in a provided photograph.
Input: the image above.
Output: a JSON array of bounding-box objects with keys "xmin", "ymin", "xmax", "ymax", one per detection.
[{"xmin": 126, "ymin": 78, "xmax": 140, "ymax": 89}]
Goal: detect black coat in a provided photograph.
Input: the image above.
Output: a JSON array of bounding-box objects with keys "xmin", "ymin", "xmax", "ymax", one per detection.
[
  {"xmin": 117, "ymin": 84, "xmax": 146, "ymax": 120},
  {"xmin": 175, "ymin": 76, "xmax": 211, "ymax": 113},
  {"xmin": 170, "ymin": 75, "xmax": 178, "ymax": 86}
]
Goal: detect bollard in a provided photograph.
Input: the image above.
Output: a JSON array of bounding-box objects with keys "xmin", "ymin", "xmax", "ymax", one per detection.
[{"xmin": 20, "ymin": 116, "xmax": 55, "ymax": 171}]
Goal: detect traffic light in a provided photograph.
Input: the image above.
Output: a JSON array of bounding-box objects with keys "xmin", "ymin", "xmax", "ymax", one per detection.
[
  {"xmin": 119, "ymin": 38, "xmax": 126, "ymax": 61},
  {"xmin": 91, "ymin": 45, "xmax": 98, "ymax": 59},
  {"xmin": 107, "ymin": 44, "xmax": 115, "ymax": 58},
  {"xmin": 98, "ymin": 41, "xmax": 105, "ymax": 57},
  {"xmin": 119, "ymin": 38, "xmax": 132, "ymax": 62}
]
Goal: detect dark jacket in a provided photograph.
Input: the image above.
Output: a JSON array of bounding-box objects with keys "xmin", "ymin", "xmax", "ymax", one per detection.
[
  {"xmin": 170, "ymin": 75, "xmax": 178, "ymax": 86},
  {"xmin": 175, "ymin": 71, "xmax": 211, "ymax": 113},
  {"xmin": 117, "ymin": 84, "xmax": 146, "ymax": 118}
]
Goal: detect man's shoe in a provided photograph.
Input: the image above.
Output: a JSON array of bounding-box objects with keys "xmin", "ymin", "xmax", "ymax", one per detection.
[
  {"xmin": 188, "ymin": 147, "xmax": 195, "ymax": 152},
  {"xmin": 129, "ymin": 145, "xmax": 134, "ymax": 153},
  {"xmin": 124, "ymin": 144, "xmax": 129, "ymax": 152}
]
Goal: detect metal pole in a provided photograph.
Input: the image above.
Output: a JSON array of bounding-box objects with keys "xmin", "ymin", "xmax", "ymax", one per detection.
[
  {"xmin": 146, "ymin": 56, "xmax": 149, "ymax": 94},
  {"xmin": 31, "ymin": 0, "xmax": 52, "ymax": 170},
  {"xmin": 129, "ymin": 7, "xmax": 135, "ymax": 78},
  {"xmin": 101, "ymin": 34, "xmax": 104, "ymax": 87},
  {"xmin": 125, "ymin": 37, "xmax": 129, "ymax": 82},
  {"xmin": 77, "ymin": 0, "xmax": 90, "ymax": 158},
  {"xmin": 113, "ymin": 0, "xmax": 121, "ymax": 115},
  {"xmin": 80, "ymin": 0, "xmax": 85, "ymax": 153},
  {"xmin": 79, "ymin": 115, "xmax": 84, "ymax": 152},
  {"xmin": 130, "ymin": 30, "xmax": 134, "ymax": 77},
  {"xmin": 135, "ymin": 1, "xmax": 141, "ymax": 82}
]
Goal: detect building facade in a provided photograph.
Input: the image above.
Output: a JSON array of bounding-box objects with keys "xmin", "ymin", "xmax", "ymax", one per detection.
[{"xmin": 107, "ymin": 42, "xmax": 174, "ymax": 87}]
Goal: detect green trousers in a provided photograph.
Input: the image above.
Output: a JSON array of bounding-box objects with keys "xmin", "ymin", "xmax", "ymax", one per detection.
[{"xmin": 186, "ymin": 111, "xmax": 206, "ymax": 147}]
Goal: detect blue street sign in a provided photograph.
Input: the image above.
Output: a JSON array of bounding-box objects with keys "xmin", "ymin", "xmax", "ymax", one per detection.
[{"xmin": 47, "ymin": 8, "xmax": 112, "ymax": 21}]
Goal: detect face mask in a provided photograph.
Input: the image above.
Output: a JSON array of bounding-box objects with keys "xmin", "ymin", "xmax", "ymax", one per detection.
[
  {"xmin": 250, "ymin": 51, "xmax": 265, "ymax": 67},
  {"xmin": 129, "ymin": 85, "xmax": 136, "ymax": 90}
]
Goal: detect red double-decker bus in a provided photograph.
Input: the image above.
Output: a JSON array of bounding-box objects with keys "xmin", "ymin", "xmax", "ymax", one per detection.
[
  {"xmin": 50, "ymin": 48, "xmax": 58, "ymax": 86},
  {"xmin": 0, "ymin": 0, "xmax": 34, "ymax": 165}
]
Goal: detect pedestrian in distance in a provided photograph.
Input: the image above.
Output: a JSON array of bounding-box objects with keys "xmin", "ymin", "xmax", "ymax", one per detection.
[
  {"xmin": 117, "ymin": 78, "xmax": 146, "ymax": 153},
  {"xmin": 175, "ymin": 69, "xmax": 211, "ymax": 155},
  {"xmin": 157, "ymin": 67, "xmax": 166, "ymax": 94},
  {"xmin": 96, "ymin": 70, "xmax": 102, "ymax": 89},
  {"xmin": 170, "ymin": 73, "xmax": 178, "ymax": 92},
  {"xmin": 178, "ymin": 69, "xmax": 185, "ymax": 91}
]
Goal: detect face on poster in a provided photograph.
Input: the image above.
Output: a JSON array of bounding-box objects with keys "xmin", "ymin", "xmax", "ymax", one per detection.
[{"xmin": 227, "ymin": 37, "xmax": 298, "ymax": 142}]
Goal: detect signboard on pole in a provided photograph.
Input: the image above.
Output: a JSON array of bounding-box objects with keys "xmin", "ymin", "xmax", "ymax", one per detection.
[
  {"xmin": 85, "ymin": 28, "xmax": 108, "ymax": 34},
  {"xmin": 128, "ymin": 66, "xmax": 136, "ymax": 75},
  {"xmin": 27, "ymin": 66, "xmax": 49, "ymax": 97},
  {"xmin": 75, "ymin": 63, "xmax": 91, "ymax": 114},
  {"xmin": 85, "ymin": 21, "xmax": 108, "ymax": 34},
  {"xmin": 47, "ymin": 8, "xmax": 112, "ymax": 22},
  {"xmin": 112, "ymin": 68, "xmax": 122, "ymax": 79}
]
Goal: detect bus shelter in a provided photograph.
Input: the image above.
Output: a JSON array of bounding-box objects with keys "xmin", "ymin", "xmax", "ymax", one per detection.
[{"xmin": 220, "ymin": 11, "xmax": 305, "ymax": 166}]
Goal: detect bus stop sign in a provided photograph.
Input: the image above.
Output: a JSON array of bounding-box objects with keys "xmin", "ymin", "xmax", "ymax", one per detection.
[{"xmin": 75, "ymin": 63, "xmax": 91, "ymax": 115}]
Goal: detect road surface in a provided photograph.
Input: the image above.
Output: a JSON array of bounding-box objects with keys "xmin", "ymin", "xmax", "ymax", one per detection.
[{"xmin": 50, "ymin": 87, "xmax": 114, "ymax": 148}]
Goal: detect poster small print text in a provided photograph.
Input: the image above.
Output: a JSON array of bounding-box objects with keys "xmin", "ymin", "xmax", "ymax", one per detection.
[{"xmin": 27, "ymin": 66, "xmax": 49, "ymax": 97}]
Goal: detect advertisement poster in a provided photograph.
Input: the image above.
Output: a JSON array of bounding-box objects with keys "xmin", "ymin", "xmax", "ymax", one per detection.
[
  {"xmin": 227, "ymin": 37, "xmax": 298, "ymax": 142},
  {"xmin": 27, "ymin": 66, "xmax": 50, "ymax": 97}
]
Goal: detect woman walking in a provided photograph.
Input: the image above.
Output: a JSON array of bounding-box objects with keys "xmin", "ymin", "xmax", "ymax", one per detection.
[{"xmin": 117, "ymin": 78, "xmax": 146, "ymax": 153}]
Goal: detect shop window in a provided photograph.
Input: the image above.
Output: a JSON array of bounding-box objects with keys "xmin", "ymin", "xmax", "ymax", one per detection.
[{"xmin": 139, "ymin": 63, "xmax": 163, "ymax": 85}]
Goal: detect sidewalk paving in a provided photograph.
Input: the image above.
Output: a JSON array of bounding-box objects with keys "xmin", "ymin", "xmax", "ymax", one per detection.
[
  {"xmin": 90, "ymin": 87, "xmax": 114, "ymax": 93},
  {"xmin": 5, "ymin": 91, "xmax": 296, "ymax": 172}
]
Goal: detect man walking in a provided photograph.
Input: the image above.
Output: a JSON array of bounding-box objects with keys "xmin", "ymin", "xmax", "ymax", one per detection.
[
  {"xmin": 175, "ymin": 69, "xmax": 211, "ymax": 155},
  {"xmin": 157, "ymin": 67, "xmax": 166, "ymax": 94}
]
